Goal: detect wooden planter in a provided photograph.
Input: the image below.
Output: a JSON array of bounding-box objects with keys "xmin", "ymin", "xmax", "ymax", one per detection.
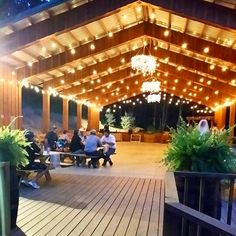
[
  {"xmin": 143, "ymin": 133, "xmax": 157, "ymax": 143},
  {"xmin": 121, "ymin": 132, "xmax": 130, "ymax": 141}
]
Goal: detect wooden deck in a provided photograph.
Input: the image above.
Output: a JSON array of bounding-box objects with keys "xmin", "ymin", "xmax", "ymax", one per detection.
[{"xmin": 16, "ymin": 173, "xmax": 164, "ymax": 236}]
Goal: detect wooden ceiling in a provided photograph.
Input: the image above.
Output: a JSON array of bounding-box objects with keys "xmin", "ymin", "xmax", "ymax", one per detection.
[{"xmin": 0, "ymin": 0, "xmax": 236, "ymax": 110}]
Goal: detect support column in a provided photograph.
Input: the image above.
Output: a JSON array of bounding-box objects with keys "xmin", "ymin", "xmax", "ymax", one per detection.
[
  {"xmin": 214, "ymin": 106, "xmax": 226, "ymax": 129},
  {"xmin": 42, "ymin": 92, "xmax": 50, "ymax": 133},
  {"xmin": 76, "ymin": 103, "xmax": 82, "ymax": 129},
  {"xmin": 229, "ymin": 103, "xmax": 236, "ymax": 136},
  {"xmin": 87, "ymin": 107, "xmax": 100, "ymax": 131},
  {"xmin": 62, "ymin": 98, "xmax": 69, "ymax": 130}
]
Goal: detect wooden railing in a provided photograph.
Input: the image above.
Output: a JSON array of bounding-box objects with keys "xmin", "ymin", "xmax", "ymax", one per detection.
[
  {"xmin": 0, "ymin": 162, "xmax": 10, "ymax": 236},
  {"xmin": 163, "ymin": 172, "xmax": 236, "ymax": 236}
]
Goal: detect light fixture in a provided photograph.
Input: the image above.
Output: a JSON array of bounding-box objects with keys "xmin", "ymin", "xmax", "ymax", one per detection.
[
  {"xmin": 141, "ymin": 81, "xmax": 161, "ymax": 93},
  {"xmin": 131, "ymin": 41, "xmax": 156, "ymax": 76},
  {"xmin": 147, "ymin": 93, "xmax": 161, "ymax": 103}
]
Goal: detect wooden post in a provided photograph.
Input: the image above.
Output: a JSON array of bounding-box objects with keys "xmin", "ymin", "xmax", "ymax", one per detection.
[
  {"xmin": 87, "ymin": 107, "xmax": 100, "ymax": 131},
  {"xmin": 62, "ymin": 98, "xmax": 68, "ymax": 130},
  {"xmin": 76, "ymin": 103, "xmax": 82, "ymax": 129},
  {"xmin": 214, "ymin": 107, "xmax": 226, "ymax": 129},
  {"xmin": 229, "ymin": 103, "xmax": 236, "ymax": 137},
  {"xmin": 42, "ymin": 91, "xmax": 50, "ymax": 133}
]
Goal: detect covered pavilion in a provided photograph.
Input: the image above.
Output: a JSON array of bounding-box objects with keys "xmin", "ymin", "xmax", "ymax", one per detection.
[{"xmin": 0, "ymin": 0, "xmax": 235, "ymax": 132}]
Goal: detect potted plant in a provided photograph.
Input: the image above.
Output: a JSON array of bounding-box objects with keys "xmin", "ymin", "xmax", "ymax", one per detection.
[
  {"xmin": 163, "ymin": 120, "xmax": 236, "ymax": 230},
  {"xmin": 0, "ymin": 125, "xmax": 29, "ymax": 230}
]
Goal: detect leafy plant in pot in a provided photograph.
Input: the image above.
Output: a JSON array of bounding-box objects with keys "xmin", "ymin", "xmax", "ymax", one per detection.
[
  {"xmin": 0, "ymin": 125, "xmax": 29, "ymax": 230},
  {"xmin": 163, "ymin": 120, "xmax": 236, "ymax": 234}
]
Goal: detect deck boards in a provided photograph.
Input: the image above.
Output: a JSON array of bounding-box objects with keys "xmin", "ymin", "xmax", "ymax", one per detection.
[{"xmin": 16, "ymin": 173, "xmax": 164, "ymax": 236}]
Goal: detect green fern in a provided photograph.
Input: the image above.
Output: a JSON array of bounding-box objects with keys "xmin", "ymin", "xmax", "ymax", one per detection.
[
  {"xmin": 163, "ymin": 121, "xmax": 236, "ymax": 173},
  {"xmin": 0, "ymin": 126, "xmax": 30, "ymax": 167}
]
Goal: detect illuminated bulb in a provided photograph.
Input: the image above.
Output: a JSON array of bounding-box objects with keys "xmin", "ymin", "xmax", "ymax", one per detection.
[
  {"xmin": 199, "ymin": 78, "xmax": 204, "ymax": 83},
  {"xmin": 177, "ymin": 66, "xmax": 182, "ymax": 71},
  {"xmin": 82, "ymin": 89, "xmax": 86, "ymax": 93},
  {"xmin": 183, "ymin": 88, "xmax": 187, "ymax": 92},
  {"xmin": 90, "ymin": 44, "xmax": 95, "ymax": 50},
  {"xmin": 205, "ymin": 96, "xmax": 209, "ymax": 100},
  {"xmin": 181, "ymin": 43, "xmax": 188, "ymax": 49},
  {"xmin": 60, "ymin": 79, "xmax": 65, "ymax": 84},
  {"xmin": 172, "ymin": 86, "xmax": 176, "ymax": 90},
  {"xmin": 95, "ymin": 97, "xmax": 99, "ymax": 100},
  {"xmin": 51, "ymin": 42, "xmax": 57, "ymax": 48},
  {"xmin": 135, "ymin": 81, "xmax": 138, "ymax": 85},
  {"xmin": 78, "ymin": 65, "xmax": 83, "ymax": 70},
  {"xmin": 93, "ymin": 70, "xmax": 97, "ymax": 75},
  {"xmin": 108, "ymin": 67, "xmax": 112, "ymax": 73},
  {"xmin": 122, "ymin": 14, "xmax": 127, "ymax": 19},
  {"xmin": 164, "ymin": 80, "xmax": 167, "ymax": 84},
  {"xmin": 90, "ymin": 80, "xmax": 94, "ymax": 84},
  {"xmin": 203, "ymin": 47, "xmax": 209, "ymax": 53},
  {"xmin": 210, "ymin": 64, "xmax": 215, "ymax": 70},
  {"xmin": 70, "ymin": 48, "xmax": 76, "ymax": 55},
  {"xmin": 164, "ymin": 30, "xmax": 170, "ymax": 37},
  {"xmin": 97, "ymin": 79, "xmax": 101, "ymax": 83},
  {"xmin": 121, "ymin": 58, "xmax": 125, "ymax": 64},
  {"xmin": 214, "ymin": 90, "xmax": 219, "ymax": 95},
  {"xmin": 187, "ymin": 81, "xmax": 191, "ymax": 86},
  {"xmin": 194, "ymin": 86, "xmax": 197, "ymax": 89},
  {"xmin": 71, "ymin": 69, "xmax": 75, "ymax": 74},
  {"xmin": 133, "ymin": 93, "xmax": 136, "ymax": 96},
  {"xmin": 27, "ymin": 61, "xmax": 33, "ymax": 67},
  {"xmin": 222, "ymin": 66, "xmax": 228, "ymax": 72},
  {"xmin": 164, "ymin": 72, "xmax": 168, "ymax": 77},
  {"xmin": 108, "ymin": 32, "xmax": 113, "ymax": 37},
  {"xmin": 42, "ymin": 47, "xmax": 46, "ymax": 52},
  {"xmin": 165, "ymin": 57, "xmax": 169, "ymax": 63},
  {"xmin": 207, "ymin": 80, "xmax": 211, "ymax": 85},
  {"xmin": 120, "ymin": 80, "xmax": 124, "ymax": 84},
  {"xmin": 150, "ymin": 13, "xmax": 155, "ymax": 19},
  {"xmin": 11, "ymin": 71, "xmax": 16, "ymax": 76},
  {"xmin": 199, "ymin": 88, "xmax": 203, "ymax": 92},
  {"xmin": 136, "ymin": 6, "xmax": 142, "ymax": 12},
  {"xmin": 126, "ymin": 86, "xmax": 130, "ymax": 90},
  {"xmin": 154, "ymin": 46, "xmax": 158, "ymax": 50},
  {"xmin": 174, "ymin": 79, "xmax": 178, "ymax": 83},
  {"xmin": 102, "ymin": 89, "xmax": 105, "ymax": 93}
]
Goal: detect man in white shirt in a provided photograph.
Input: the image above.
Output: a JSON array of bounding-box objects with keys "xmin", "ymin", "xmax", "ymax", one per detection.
[{"xmin": 100, "ymin": 129, "xmax": 116, "ymax": 166}]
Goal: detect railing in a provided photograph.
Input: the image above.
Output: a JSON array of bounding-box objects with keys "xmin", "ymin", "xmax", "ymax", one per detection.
[
  {"xmin": 163, "ymin": 172, "xmax": 236, "ymax": 236},
  {"xmin": 0, "ymin": 162, "xmax": 10, "ymax": 236}
]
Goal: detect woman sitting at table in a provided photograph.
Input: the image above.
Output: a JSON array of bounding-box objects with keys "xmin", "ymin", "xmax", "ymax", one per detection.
[
  {"xmin": 21, "ymin": 130, "xmax": 51, "ymax": 189},
  {"xmin": 70, "ymin": 129, "xmax": 85, "ymax": 166}
]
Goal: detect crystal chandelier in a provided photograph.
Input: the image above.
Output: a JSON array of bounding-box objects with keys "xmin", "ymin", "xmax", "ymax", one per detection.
[
  {"xmin": 147, "ymin": 93, "xmax": 161, "ymax": 103},
  {"xmin": 142, "ymin": 81, "xmax": 161, "ymax": 93},
  {"xmin": 131, "ymin": 55, "xmax": 156, "ymax": 76}
]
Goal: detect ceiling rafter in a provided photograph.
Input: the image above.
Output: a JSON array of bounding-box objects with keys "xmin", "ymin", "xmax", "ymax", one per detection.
[{"xmin": 16, "ymin": 22, "xmax": 236, "ymax": 82}]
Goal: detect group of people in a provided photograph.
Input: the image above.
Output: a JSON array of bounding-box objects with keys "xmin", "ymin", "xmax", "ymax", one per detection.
[{"xmin": 21, "ymin": 126, "xmax": 116, "ymax": 189}]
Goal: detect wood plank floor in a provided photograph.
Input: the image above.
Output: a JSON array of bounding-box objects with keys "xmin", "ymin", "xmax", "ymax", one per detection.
[{"xmin": 16, "ymin": 173, "xmax": 164, "ymax": 236}]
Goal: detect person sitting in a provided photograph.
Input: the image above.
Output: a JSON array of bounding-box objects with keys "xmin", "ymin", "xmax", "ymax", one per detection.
[
  {"xmin": 79, "ymin": 127, "xmax": 87, "ymax": 145},
  {"xmin": 70, "ymin": 129, "xmax": 85, "ymax": 166},
  {"xmin": 57, "ymin": 130, "xmax": 70, "ymax": 150},
  {"xmin": 84, "ymin": 129, "xmax": 103, "ymax": 168},
  {"xmin": 44, "ymin": 125, "xmax": 58, "ymax": 151},
  {"xmin": 21, "ymin": 130, "xmax": 51, "ymax": 189},
  {"xmin": 100, "ymin": 129, "xmax": 116, "ymax": 166}
]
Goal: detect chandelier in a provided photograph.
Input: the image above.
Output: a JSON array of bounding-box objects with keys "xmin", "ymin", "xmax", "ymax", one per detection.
[
  {"xmin": 131, "ymin": 55, "xmax": 156, "ymax": 76},
  {"xmin": 147, "ymin": 93, "xmax": 161, "ymax": 103},
  {"xmin": 142, "ymin": 81, "xmax": 161, "ymax": 93}
]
